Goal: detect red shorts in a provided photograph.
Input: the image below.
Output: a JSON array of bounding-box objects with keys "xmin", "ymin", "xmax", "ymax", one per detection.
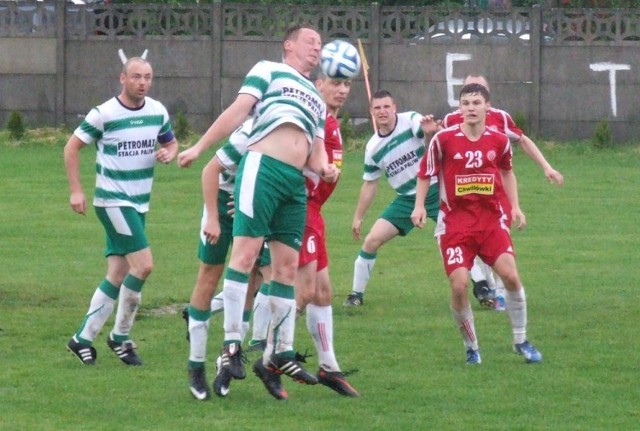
[
  {"xmin": 437, "ymin": 224, "xmax": 515, "ymax": 276},
  {"xmin": 298, "ymin": 206, "xmax": 328, "ymax": 271}
]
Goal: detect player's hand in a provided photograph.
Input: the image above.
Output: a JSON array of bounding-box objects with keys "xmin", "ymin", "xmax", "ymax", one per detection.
[
  {"xmin": 203, "ymin": 217, "xmax": 221, "ymax": 244},
  {"xmin": 69, "ymin": 191, "xmax": 87, "ymax": 215},
  {"xmin": 545, "ymin": 167, "xmax": 564, "ymax": 186},
  {"xmin": 155, "ymin": 147, "xmax": 175, "ymax": 164},
  {"xmin": 411, "ymin": 208, "xmax": 426, "ymax": 229},
  {"xmin": 511, "ymin": 207, "xmax": 527, "ymax": 230},
  {"xmin": 321, "ymin": 164, "xmax": 340, "ymax": 183},
  {"xmin": 352, "ymin": 219, "xmax": 362, "ymax": 240},
  {"xmin": 420, "ymin": 114, "xmax": 439, "ymax": 135},
  {"xmin": 177, "ymin": 147, "xmax": 201, "ymax": 168}
]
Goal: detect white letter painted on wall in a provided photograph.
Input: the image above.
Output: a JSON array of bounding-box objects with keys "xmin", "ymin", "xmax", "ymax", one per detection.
[
  {"xmin": 446, "ymin": 53, "xmax": 472, "ymax": 107},
  {"xmin": 589, "ymin": 62, "xmax": 630, "ymax": 117}
]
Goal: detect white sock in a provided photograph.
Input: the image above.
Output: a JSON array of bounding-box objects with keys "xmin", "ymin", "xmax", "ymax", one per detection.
[
  {"xmin": 210, "ymin": 291, "xmax": 224, "ymax": 315},
  {"xmin": 505, "ymin": 287, "xmax": 527, "ymax": 345},
  {"xmin": 495, "ymin": 277, "xmax": 506, "ymax": 297},
  {"xmin": 353, "ymin": 252, "xmax": 376, "ymax": 294},
  {"xmin": 482, "ymin": 262, "xmax": 497, "ymax": 289},
  {"xmin": 262, "ymin": 324, "xmax": 275, "ymax": 367},
  {"xmin": 306, "ymin": 304, "xmax": 339, "ymax": 371},
  {"xmin": 451, "ymin": 305, "xmax": 478, "ymax": 350},
  {"xmin": 251, "ymin": 288, "xmax": 271, "ymax": 341},
  {"xmin": 77, "ymin": 285, "xmax": 117, "ymax": 343},
  {"xmin": 269, "ymin": 289, "xmax": 296, "ymax": 355},
  {"xmin": 111, "ymin": 285, "xmax": 141, "ymax": 340},
  {"xmin": 469, "ymin": 257, "xmax": 487, "ymax": 282},
  {"xmin": 222, "ymin": 279, "xmax": 248, "ymax": 342},
  {"xmin": 188, "ymin": 310, "xmax": 210, "ymax": 363},
  {"xmin": 240, "ymin": 308, "xmax": 252, "ymax": 344}
]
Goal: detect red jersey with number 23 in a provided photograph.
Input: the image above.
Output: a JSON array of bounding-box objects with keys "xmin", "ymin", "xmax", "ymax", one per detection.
[{"xmin": 418, "ymin": 124, "xmax": 512, "ymax": 235}]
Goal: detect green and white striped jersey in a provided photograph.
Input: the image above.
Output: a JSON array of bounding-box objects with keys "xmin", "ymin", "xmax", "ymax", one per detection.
[
  {"xmin": 215, "ymin": 118, "xmax": 253, "ymax": 194},
  {"xmin": 74, "ymin": 96, "xmax": 174, "ymax": 213},
  {"xmin": 363, "ymin": 112, "xmax": 426, "ymax": 196},
  {"xmin": 239, "ymin": 61, "xmax": 325, "ymax": 149}
]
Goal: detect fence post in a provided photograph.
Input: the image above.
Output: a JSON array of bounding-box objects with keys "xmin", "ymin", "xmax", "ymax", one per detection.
[
  {"xmin": 369, "ymin": 2, "xmax": 380, "ymax": 95},
  {"xmin": 211, "ymin": 1, "xmax": 223, "ymax": 121},
  {"xmin": 55, "ymin": 0, "xmax": 66, "ymax": 126},
  {"xmin": 529, "ymin": 4, "xmax": 542, "ymax": 137}
]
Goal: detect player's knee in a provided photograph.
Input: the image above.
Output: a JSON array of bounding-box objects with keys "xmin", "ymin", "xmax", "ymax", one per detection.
[
  {"xmin": 271, "ymin": 262, "xmax": 298, "ymax": 285},
  {"xmin": 296, "ymin": 289, "xmax": 313, "ymax": 309},
  {"xmin": 451, "ymin": 282, "xmax": 467, "ymax": 297},
  {"xmin": 363, "ymin": 234, "xmax": 383, "ymax": 252},
  {"xmin": 135, "ymin": 261, "xmax": 153, "ymax": 279},
  {"xmin": 500, "ymin": 272, "xmax": 521, "ymax": 290},
  {"xmin": 313, "ymin": 288, "xmax": 331, "ymax": 306}
]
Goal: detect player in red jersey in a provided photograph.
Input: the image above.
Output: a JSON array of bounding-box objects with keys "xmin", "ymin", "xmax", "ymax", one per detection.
[
  {"xmin": 294, "ymin": 69, "xmax": 360, "ymax": 397},
  {"xmin": 443, "ymin": 74, "xmax": 564, "ymax": 309},
  {"xmin": 443, "ymin": 75, "xmax": 563, "ymax": 186},
  {"xmin": 411, "ymin": 83, "xmax": 542, "ymax": 365}
]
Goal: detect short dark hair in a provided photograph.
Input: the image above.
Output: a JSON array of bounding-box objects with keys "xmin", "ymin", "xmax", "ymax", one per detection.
[
  {"xmin": 371, "ymin": 89, "xmax": 394, "ymax": 102},
  {"xmin": 283, "ymin": 23, "xmax": 317, "ymax": 43},
  {"xmin": 459, "ymin": 83, "xmax": 490, "ymax": 102}
]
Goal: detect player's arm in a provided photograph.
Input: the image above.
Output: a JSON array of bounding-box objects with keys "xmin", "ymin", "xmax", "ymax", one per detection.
[
  {"xmin": 351, "ymin": 180, "xmax": 378, "ymax": 240},
  {"xmin": 178, "ymin": 94, "xmax": 257, "ymax": 168},
  {"xmin": 411, "ymin": 176, "xmax": 430, "ymax": 229},
  {"xmin": 501, "ymin": 169, "xmax": 526, "ymax": 230},
  {"xmin": 420, "ymin": 114, "xmax": 439, "ymax": 142},
  {"xmin": 411, "ymin": 149, "xmax": 433, "ymax": 228},
  {"xmin": 411, "ymin": 136, "xmax": 438, "ymax": 228},
  {"xmin": 307, "ymin": 135, "xmax": 339, "ymax": 183},
  {"xmin": 516, "ymin": 134, "xmax": 564, "ymax": 186},
  {"xmin": 201, "ymin": 155, "xmax": 225, "ymax": 244},
  {"xmin": 63, "ymin": 134, "xmax": 88, "ymax": 215},
  {"xmin": 156, "ymin": 138, "xmax": 178, "ymax": 164}
]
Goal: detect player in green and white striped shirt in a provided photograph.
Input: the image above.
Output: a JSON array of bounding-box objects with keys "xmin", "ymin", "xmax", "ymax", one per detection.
[
  {"xmin": 64, "ymin": 57, "xmax": 178, "ymax": 366},
  {"xmin": 344, "ymin": 90, "xmax": 439, "ymax": 307},
  {"xmin": 177, "ymin": 24, "xmax": 338, "ymax": 400}
]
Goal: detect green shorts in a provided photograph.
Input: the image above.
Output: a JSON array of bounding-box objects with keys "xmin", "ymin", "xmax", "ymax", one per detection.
[
  {"xmin": 95, "ymin": 206, "xmax": 148, "ymax": 256},
  {"xmin": 258, "ymin": 241, "xmax": 271, "ymax": 267},
  {"xmin": 233, "ymin": 152, "xmax": 306, "ymax": 251},
  {"xmin": 380, "ymin": 183, "xmax": 439, "ymax": 236},
  {"xmin": 198, "ymin": 190, "xmax": 234, "ymax": 265}
]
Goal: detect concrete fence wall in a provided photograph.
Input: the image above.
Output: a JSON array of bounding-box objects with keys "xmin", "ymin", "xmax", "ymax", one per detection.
[{"xmin": 1, "ymin": 1, "xmax": 639, "ymax": 142}]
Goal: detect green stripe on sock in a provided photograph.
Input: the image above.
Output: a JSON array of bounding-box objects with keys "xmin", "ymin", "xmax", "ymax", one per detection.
[
  {"xmin": 188, "ymin": 305, "xmax": 211, "ymax": 322},
  {"xmin": 123, "ymin": 274, "xmax": 145, "ymax": 292},
  {"xmin": 242, "ymin": 310, "xmax": 252, "ymax": 322},
  {"xmin": 275, "ymin": 350, "xmax": 295, "ymax": 360},
  {"xmin": 359, "ymin": 249, "xmax": 377, "ymax": 260},
  {"xmin": 99, "ymin": 279, "xmax": 120, "ymax": 300},
  {"xmin": 76, "ymin": 335, "xmax": 92, "ymax": 345},
  {"xmin": 259, "ymin": 282, "xmax": 269, "ymax": 295},
  {"xmin": 225, "ymin": 267, "xmax": 250, "ymax": 283},
  {"xmin": 188, "ymin": 360, "xmax": 204, "ymax": 370},
  {"xmin": 111, "ymin": 333, "xmax": 128, "ymax": 343},
  {"xmin": 269, "ymin": 281, "xmax": 294, "ymax": 299}
]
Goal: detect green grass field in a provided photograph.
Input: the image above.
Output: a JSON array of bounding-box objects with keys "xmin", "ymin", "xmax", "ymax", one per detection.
[{"xmin": 0, "ymin": 133, "xmax": 638, "ymax": 430}]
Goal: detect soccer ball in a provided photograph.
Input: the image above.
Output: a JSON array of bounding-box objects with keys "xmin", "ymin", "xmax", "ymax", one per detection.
[{"xmin": 320, "ymin": 40, "xmax": 362, "ymax": 80}]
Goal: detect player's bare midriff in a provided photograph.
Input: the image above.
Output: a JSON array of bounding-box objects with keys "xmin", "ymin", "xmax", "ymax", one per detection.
[{"xmin": 250, "ymin": 123, "xmax": 311, "ymax": 170}]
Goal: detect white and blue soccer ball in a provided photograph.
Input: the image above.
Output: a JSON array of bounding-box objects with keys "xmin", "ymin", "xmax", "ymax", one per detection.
[{"xmin": 320, "ymin": 39, "xmax": 362, "ymax": 80}]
